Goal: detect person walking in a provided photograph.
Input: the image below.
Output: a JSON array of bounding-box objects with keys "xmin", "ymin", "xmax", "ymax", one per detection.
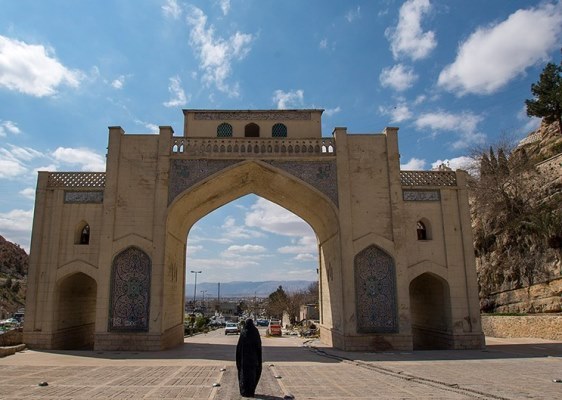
[{"xmin": 236, "ymin": 318, "xmax": 262, "ymax": 397}]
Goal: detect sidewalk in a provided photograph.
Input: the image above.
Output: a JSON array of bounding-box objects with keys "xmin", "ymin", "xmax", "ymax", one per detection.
[{"xmin": 1, "ymin": 335, "xmax": 561, "ymax": 399}]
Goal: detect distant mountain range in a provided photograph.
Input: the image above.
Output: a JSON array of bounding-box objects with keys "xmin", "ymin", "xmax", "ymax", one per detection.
[{"xmin": 185, "ymin": 280, "xmax": 314, "ymax": 299}]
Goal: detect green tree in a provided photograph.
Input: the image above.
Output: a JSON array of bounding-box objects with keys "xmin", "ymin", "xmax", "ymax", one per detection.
[
  {"xmin": 266, "ymin": 285, "xmax": 289, "ymax": 319},
  {"xmin": 525, "ymin": 62, "xmax": 562, "ymax": 136}
]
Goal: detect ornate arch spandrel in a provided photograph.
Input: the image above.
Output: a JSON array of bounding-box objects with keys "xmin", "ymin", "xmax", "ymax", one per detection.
[
  {"xmin": 109, "ymin": 246, "xmax": 151, "ymax": 332},
  {"xmin": 355, "ymin": 245, "xmax": 398, "ymax": 333}
]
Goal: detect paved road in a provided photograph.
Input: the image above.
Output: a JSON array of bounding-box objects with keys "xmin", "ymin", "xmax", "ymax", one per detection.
[{"xmin": 1, "ymin": 328, "xmax": 562, "ymax": 399}]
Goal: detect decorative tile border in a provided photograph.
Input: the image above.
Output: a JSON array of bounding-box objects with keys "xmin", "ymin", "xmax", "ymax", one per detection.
[
  {"xmin": 109, "ymin": 247, "xmax": 151, "ymax": 332},
  {"xmin": 355, "ymin": 245, "xmax": 398, "ymax": 333},
  {"xmin": 402, "ymin": 190, "xmax": 440, "ymax": 201},
  {"xmin": 64, "ymin": 191, "xmax": 104, "ymax": 203}
]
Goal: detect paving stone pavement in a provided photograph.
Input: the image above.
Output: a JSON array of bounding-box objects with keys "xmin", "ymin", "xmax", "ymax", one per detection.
[{"xmin": 1, "ymin": 333, "xmax": 561, "ymax": 399}]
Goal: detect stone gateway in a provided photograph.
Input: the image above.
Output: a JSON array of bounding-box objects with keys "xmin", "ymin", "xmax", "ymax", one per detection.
[{"xmin": 24, "ymin": 109, "xmax": 484, "ymax": 351}]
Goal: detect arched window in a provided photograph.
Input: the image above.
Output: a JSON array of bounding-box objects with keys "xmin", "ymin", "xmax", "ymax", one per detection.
[
  {"xmin": 217, "ymin": 123, "xmax": 233, "ymax": 137},
  {"xmin": 245, "ymin": 123, "xmax": 260, "ymax": 137},
  {"xmin": 272, "ymin": 123, "xmax": 287, "ymax": 137},
  {"xmin": 76, "ymin": 222, "xmax": 90, "ymax": 245},
  {"xmin": 417, "ymin": 221, "xmax": 427, "ymax": 240}
]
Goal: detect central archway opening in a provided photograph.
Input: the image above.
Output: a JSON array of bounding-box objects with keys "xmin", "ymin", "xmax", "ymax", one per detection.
[{"xmin": 185, "ymin": 194, "xmax": 320, "ymax": 331}]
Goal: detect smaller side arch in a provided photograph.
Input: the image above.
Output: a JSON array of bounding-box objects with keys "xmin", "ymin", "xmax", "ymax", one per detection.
[
  {"xmin": 75, "ymin": 221, "xmax": 90, "ymax": 245},
  {"xmin": 245, "ymin": 123, "xmax": 260, "ymax": 137},
  {"xmin": 407, "ymin": 260, "xmax": 448, "ymax": 283},
  {"xmin": 54, "ymin": 271, "xmax": 98, "ymax": 349},
  {"xmin": 56, "ymin": 260, "xmax": 98, "ymax": 283},
  {"xmin": 409, "ymin": 272, "xmax": 453, "ymax": 349},
  {"xmin": 416, "ymin": 217, "xmax": 432, "ymax": 241}
]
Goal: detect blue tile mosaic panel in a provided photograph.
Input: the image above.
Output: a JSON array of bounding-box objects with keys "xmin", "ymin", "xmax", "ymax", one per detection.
[
  {"xmin": 109, "ymin": 247, "xmax": 151, "ymax": 332},
  {"xmin": 355, "ymin": 245, "xmax": 398, "ymax": 333}
]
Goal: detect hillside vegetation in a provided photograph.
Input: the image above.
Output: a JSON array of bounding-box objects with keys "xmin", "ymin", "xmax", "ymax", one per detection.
[
  {"xmin": 470, "ymin": 121, "xmax": 562, "ymax": 313},
  {"xmin": 0, "ymin": 235, "xmax": 28, "ymax": 318}
]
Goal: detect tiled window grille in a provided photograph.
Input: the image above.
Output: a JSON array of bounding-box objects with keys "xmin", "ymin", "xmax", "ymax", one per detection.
[
  {"xmin": 217, "ymin": 123, "xmax": 233, "ymax": 137},
  {"xmin": 272, "ymin": 123, "xmax": 287, "ymax": 137}
]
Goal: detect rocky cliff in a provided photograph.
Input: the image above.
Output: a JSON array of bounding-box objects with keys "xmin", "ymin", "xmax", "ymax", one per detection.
[
  {"xmin": 0, "ymin": 235, "xmax": 28, "ymax": 318},
  {"xmin": 472, "ymin": 121, "xmax": 562, "ymax": 314}
]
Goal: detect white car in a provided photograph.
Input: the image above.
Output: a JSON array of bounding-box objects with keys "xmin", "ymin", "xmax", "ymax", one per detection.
[{"xmin": 224, "ymin": 322, "xmax": 240, "ymax": 335}]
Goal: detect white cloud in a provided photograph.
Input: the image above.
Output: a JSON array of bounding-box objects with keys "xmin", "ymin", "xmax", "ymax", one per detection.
[
  {"xmin": 345, "ymin": 6, "xmax": 361, "ymax": 23},
  {"xmin": 51, "ymin": 147, "xmax": 106, "ymax": 171},
  {"xmin": 415, "ymin": 111, "xmax": 486, "ymax": 149},
  {"xmin": 245, "ymin": 198, "xmax": 314, "ymax": 238},
  {"xmin": 431, "ymin": 156, "xmax": 477, "ymax": 173},
  {"xmin": 186, "ymin": 6, "xmax": 253, "ymax": 96},
  {"xmin": 400, "ymin": 157, "xmax": 426, "ymax": 170},
  {"xmin": 517, "ymin": 106, "xmax": 541, "ymax": 134},
  {"xmin": 0, "ymin": 144, "xmax": 43, "ymax": 179},
  {"xmin": 273, "ymin": 89, "xmax": 304, "ymax": 109},
  {"xmin": 278, "ymin": 235, "xmax": 317, "ymax": 255},
  {"xmin": 438, "ymin": 3, "xmax": 562, "ymax": 95},
  {"xmin": 379, "ymin": 102, "xmax": 413, "ymax": 123},
  {"xmin": 323, "ymin": 106, "xmax": 341, "ymax": 117},
  {"xmin": 188, "ymin": 256, "xmax": 260, "ymax": 271},
  {"xmin": 0, "ymin": 120, "xmax": 21, "ymax": 137},
  {"xmin": 294, "ymin": 254, "xmax": 315, "ymax": 262},
  {"xmin": 163, "ymin": 75, "xmax": 189, "ymax": 107},
  {"xmin": 386, "ymin": 0, "xmax": 436, "ymax": 60},
  {"xmin": 19, "ymin": 187, "xmax": 36, "ymax": 200},
  {"xmin": 111, "ymin": 75, "xmax": 126, "ymax": 89},
  {"xmin": 223, "ymin": 244, "xmax": 266, "ymax": 256},
  {"xmin": 222, "ymin": 216, "xmax": 264, "ymax": 240},
  {"xmin": 218, "ymin": 0, "xmax": 230, "ymax": 16},
  {"xmin": 379, "ymin": 64, "xmax": 418, "ymax": 91},
  {"xmin": 162, "ymin": 0, "xmax": 182, "ymax": 19},
  {"xmin": 0, "ymin": 157, "xmax": 27, "ymax": 179},
  {"xmin": 0, "ymin": 208, "xmax": 33, "ymax": 251},
  {"xmin": 0, "ymin": 35, "xmax": 83, "ymax": 97},
  {"xmin": 319, "ymin": 38, "xmax": 328, "ymax": 49}
]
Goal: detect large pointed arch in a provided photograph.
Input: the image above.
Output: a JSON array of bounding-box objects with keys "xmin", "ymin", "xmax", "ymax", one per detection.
[
  {"xmin": 167, "ymin": 160, "xmax": 339, "ymax": 242},
  {"xmin": 163, "ymin": 160, "xmax": 342, "ymax": 344}
]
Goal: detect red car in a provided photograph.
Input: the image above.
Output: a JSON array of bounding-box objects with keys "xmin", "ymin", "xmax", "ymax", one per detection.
[{"xmin": 267, "ymin": 320, "xmax": 282, "ymax": 336}]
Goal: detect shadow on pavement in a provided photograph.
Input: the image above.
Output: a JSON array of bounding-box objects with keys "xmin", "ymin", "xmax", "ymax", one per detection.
[{"xmin": 26, "ymin": 337, "xmax": 562, "ymax": 363}]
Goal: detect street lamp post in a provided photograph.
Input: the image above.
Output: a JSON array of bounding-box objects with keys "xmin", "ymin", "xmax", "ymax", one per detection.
[{"xmin": 190, "ymin": 270, "xmax": 202, "ymax": 311}]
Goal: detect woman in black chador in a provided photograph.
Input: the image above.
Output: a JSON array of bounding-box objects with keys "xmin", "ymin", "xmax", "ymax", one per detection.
[{"xmin": 236, "ymin": 318, "xmax": 262, "ymax": 397}]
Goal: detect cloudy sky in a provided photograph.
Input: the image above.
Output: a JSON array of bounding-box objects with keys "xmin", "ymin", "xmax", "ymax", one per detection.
[{"xmin": 1, "ymin": 0, "xmax": 561, "ymax": 285}]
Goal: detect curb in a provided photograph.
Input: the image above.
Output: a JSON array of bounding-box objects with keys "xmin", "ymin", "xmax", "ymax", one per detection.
[{"xmin": 0, "ymin": 344, "xmax": 26, "ymax": 358}]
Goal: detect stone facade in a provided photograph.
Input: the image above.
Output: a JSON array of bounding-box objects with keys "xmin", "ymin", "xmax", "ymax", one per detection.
[{"xmin": 24, "ymin": 109, "xmax": 484, "ymax": 352}]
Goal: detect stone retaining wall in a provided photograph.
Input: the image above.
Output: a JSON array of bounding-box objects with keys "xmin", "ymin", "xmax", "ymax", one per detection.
[
  {"xmin": 0, "ymin": 329, "xmax": 23, "ymax": 346},
  {"xmin": 484, "ymin": 278, "xmax": 562, "ymax": 314},
  {"xmin": 481, "ymin": 315, "xmax": 562, "ymax": 340}
]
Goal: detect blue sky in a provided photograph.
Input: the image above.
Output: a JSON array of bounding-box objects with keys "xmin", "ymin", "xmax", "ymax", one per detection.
[{"xmin": 1, "ymin": 0, "xmax": 561, "ymax": 284}]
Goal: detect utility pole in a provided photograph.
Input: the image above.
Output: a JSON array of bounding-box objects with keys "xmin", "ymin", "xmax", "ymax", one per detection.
[
  {"xmin": 217, "ymin": 282, "xmax": 221, "ymax": 312},
  {"xmin": 201, "ymin": 290, "xmax": 207, "ymax": 312},
  {"xmin": 190, "ymin": 270, "xmax": 202, "ymax": 311}
]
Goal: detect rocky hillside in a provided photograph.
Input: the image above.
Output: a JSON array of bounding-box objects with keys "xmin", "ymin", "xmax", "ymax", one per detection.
[
  {"xmin": 0, "ymin": 235, "xmax": 28, "ymax": 318},
  {"xmin": 471, "ymin": 120, "xmax": 562, "ymax": 313}
]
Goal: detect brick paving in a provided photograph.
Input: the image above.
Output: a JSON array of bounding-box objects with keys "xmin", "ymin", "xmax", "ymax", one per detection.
[{"xmin": 1, "ymin": 333, "xmax": 561, "ymax": 399}]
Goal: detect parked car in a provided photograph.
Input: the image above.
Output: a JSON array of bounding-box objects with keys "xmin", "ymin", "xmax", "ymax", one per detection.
[
  {"xmin": 266, "ymin": 319, "xmax": 282, "ymax": 336},
  {"xmin": 224, "ymin": 322, "xmax": 240, "ymax": 335},
  {"xmin": 256, "ymin": 319, "xmax": 269, "ymax": 327}
]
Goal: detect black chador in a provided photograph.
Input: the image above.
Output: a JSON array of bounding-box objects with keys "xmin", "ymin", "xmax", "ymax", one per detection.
[{"xmin": 236, "ymin": 319, "xmax": 262, "ymax": 397}]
